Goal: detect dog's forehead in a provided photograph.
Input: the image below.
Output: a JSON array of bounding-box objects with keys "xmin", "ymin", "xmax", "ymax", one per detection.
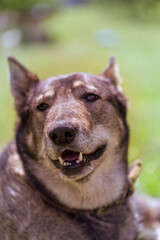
[{"xmin": 38, "ymin": 72, "xmax": 110, "ymax": 93}]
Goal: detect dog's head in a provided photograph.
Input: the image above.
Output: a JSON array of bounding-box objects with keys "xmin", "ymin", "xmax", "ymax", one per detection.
[
  {"xmin": 8, "ymin": 57, "xmax": 128, "ymax": 180},
  {"xmin": 8, "ymin": 57, "xmax": 129, "ymax": 209}
]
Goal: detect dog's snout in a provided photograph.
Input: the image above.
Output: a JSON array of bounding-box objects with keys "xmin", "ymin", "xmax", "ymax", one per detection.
[{"xmin": 49, "ymin": 125, "xmax": 77, "ymax": 146}]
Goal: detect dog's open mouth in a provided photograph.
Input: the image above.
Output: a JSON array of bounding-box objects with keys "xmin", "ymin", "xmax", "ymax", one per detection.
[
  {"xmin": 51, "ymin": 144, "xmax": 106, "ymax": 172},
  {"xmin": 59, "ymin": 150, "xmax": 83, "ymax": 167}
]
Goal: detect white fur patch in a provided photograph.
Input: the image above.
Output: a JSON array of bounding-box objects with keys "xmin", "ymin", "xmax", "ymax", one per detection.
[
  {"xmin": 9, "ymin": 152, "xmax": 24, "ymax": 176},
  {"xmin": 35, "ymin": 89, "xmax": 54, "ymax": 105},
  {"xmin": 73, "ymin": 81, "xmax": 84, "ymax": 88},
  {"xmin": 44, "ymin": 89, "xmax": 55, "ymax": 99},
  {"xmin": 7, "ymin": 187, "xmax": 17, "ymax": 197},
  {"xmin": 36, "ymin": 94, "xmax": 44, "ymax": 103}
]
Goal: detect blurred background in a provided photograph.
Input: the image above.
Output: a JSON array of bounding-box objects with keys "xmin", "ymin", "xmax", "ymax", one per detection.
[{"xmin": 0, "ymin": 0, "xmax": 160, "ymax": 196}]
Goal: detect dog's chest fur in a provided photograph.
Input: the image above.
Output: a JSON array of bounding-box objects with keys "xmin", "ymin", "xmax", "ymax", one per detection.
[{"xmin": 0, "ymin": 142, "xmax": 138, "ymax": 240}]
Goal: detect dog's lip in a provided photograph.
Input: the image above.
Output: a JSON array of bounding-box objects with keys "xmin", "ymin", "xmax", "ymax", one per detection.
[{"xmin": 51, "ymin": 144, "xmax": 106, "ymax": 169}]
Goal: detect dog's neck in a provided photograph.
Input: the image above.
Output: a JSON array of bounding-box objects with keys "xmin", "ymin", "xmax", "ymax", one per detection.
[{"xmin": 38, "ymin": 173, "xmax": 133, "ymax": 215}]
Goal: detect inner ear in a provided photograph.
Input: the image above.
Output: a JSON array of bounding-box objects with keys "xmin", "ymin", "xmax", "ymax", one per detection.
[{"xmin": 8, "ymin": 57, "xmax": 39, "ymax": 115}]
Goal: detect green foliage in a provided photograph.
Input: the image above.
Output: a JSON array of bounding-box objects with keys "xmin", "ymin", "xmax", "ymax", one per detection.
[
  {"xmin": 91, "ymin": 0, "xmax": 160, "ymax": 18},
  {"xmin": 0, "ymin": 0, "xmax": 57, "ymax": 11}
]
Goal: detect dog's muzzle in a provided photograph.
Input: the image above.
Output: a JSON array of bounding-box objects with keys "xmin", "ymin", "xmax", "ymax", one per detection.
[{"xmin": 48, "ymin": 122, "xmax": 107, "ymax": 178}]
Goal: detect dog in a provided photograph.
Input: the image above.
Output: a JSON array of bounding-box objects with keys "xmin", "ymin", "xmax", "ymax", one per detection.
[{"xmin": 0, "ymin": 56, "xmax": 159, "ymax": 240}]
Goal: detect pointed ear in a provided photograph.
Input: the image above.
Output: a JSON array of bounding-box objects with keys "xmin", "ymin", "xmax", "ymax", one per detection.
[
  {"xmin": 8, "ymin": 57, "xmax": 39, "ymax": 114},
  {"xmin": 100, "ymin": 56, "xmax": 122, "ymax": 91}
]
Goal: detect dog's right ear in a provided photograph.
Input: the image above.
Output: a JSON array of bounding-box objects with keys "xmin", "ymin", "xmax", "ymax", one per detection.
[
  {"xmin": 8, "ymin": 57, "xmax": 39, "ymax": 114},
  {"xmin": 100, "ymin": 56, "xmax": 122, "ymax": 92}
]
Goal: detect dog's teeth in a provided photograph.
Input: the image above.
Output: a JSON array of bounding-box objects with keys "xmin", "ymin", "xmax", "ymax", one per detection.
[
  {"xmin": 66, "ymin": 162, "xmax": 71, "ymax": 166},
  {"xmin": 58, "ymin": 156, "xmax": 64, "ymax": 165},
  {"xmin": 79, "ymin": 152, "xmax": 83, "ymax": 161},
  {"xmin": 76, "ymin": 160, "xmax": 80, "ymax": 163},
  {"xmin": 63, "ymin": 162, "xmax": 71, "ymax": 166}
]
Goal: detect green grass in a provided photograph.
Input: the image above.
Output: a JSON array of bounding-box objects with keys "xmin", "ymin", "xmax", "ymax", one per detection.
[{"xmin": 0, "ymin": 4, "xmax": 160, "ymax": 196}]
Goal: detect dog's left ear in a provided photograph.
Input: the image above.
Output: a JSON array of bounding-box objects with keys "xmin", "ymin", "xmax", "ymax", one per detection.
[
  {"xmin": 100, "ymin": 56, "xmax": 122, "ymax": 91},
  {"xmin": 8, "ymin": 57, "xmax": 39, "ymax": 114}
]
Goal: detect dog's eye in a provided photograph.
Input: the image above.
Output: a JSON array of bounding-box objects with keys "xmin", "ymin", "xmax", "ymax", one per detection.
[
  {"xmin": 84, "ymin": 93, "xmax": 100, "ymax": 102},
  {"xmin": 36, "ymin": 103, "xmax": 49, "ymax": 111}
]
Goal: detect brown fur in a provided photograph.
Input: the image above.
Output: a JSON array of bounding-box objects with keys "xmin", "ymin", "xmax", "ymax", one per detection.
[{"xmin": 0, "ymin": 57, "xmax": 158, "ymax": 239}]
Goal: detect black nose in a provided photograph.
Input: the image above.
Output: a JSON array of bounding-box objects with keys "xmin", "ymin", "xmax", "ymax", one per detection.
[{"xmin": 49, "ymin": 125, "xmax": 77, "ymax": 146}]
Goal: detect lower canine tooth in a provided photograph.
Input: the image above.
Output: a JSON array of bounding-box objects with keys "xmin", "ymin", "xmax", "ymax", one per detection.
[
  {"xmin": 59, "ymin": 156, "xmax": 64, "ymax": 165},
  {"xmin": 76, "ymin": 160, "xmax": 80, "ymax": 163},
  {"xmin": 79, "ymin": 152, "xmax": 83, "ymax": 161}
]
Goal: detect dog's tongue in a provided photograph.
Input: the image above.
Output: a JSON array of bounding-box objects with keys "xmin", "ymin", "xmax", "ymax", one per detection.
[{"xmin": 61, "ymin": 150, "xmax": 79, "ymax": 162}]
